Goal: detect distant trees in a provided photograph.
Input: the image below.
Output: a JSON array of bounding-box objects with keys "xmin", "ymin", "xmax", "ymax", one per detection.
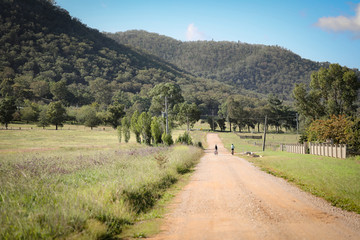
[
  {"xmin": 293, "ymin": 64, "xmax": 359, "ymax": 121},
  {"xmin": 108, "ymin": 30, "xmax": 324, "ymax": 100},
  {"xmin": 217, "ymin": 94, "xmax": 296, "ymax": 133}
]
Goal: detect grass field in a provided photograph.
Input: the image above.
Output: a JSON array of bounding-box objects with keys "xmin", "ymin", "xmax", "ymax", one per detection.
[
  {"xmin": 219, "ymin": 131, "xmax": 360, "ymax": 214},
  {"xmin": 0, "ymin": 124, "xmax": 203, "ymax": 239}
]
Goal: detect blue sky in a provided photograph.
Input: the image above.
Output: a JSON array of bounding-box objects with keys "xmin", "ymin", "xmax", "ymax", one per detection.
[{"xmin": 56, "ymin": 0, "xmax": 360, "ymax": 69}]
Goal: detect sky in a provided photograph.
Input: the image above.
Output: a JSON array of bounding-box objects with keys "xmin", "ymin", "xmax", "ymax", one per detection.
[{"xmin": 56, "ymin": 0, "xmax": 360, "ymax": 70}]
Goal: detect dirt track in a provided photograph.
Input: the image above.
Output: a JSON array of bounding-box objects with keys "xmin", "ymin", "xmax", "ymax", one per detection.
[{"xmin": 150, "ymin": 133, "xmax": 360, "ymax": 240}]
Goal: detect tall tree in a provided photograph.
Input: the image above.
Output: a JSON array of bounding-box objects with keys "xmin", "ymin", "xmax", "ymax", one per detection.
[
  {"xmin": 131, "ymin": 110, "xmax": 141, "ymax": 143},
  {"xmin": 78, "ymin": 105, "xmax": 101, "ymax": 130},
  {"xmin": 20, "ymin": 100, "xmax": 40, "ymax": 123},
  {"xmin": 0, "ymin": 97, "xmax": 17, "ymax": 129},
  {"xmin": 50, "ymin": 80, "xmax": 73, "ymax": 104},
  {"xmin": 121, "ymin": 116, "xmax": 131, "ymax": 143},
  {"xmin": 149, "ymin": 82, "xmax": 184, "ymax": 115},
  {"xmin": 174, "ymin": 102, "xmax": 201, "ymax": 132},
  {"xmin": 37, "ymin": 106, "xmax": 50, "ymax": 129},
  {"xmin": 46, "ymin": 101, "xmax": 67, "ymax": 130},
  {"xmin": 138, "ymin": 112, "xmax": 152, "ymax": 145},
  {"xmin": 105, "ymin": 103, "xmax": 125, "ymax": 129},
  {"xmin": 293, "ymin": 64, "xmax": 359, "ymax": 121},
  {"xmin": 151, "ymin": 116, "xmax": 163, "ymax": 144}
]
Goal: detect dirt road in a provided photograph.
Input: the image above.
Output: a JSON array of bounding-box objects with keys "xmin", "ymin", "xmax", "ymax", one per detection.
[{"xmin": 150, "ymin": 133, "xmax": 360, "ymax": 240}]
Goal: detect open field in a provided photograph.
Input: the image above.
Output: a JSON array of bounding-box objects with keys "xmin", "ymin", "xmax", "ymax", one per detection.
[
  {"xmin": 219, "ymin": 131, "xmax": 360, "ymax": 214},
  {"xmin": 0, "ymin": 125, "xmax": 203, "ymax": 239}
]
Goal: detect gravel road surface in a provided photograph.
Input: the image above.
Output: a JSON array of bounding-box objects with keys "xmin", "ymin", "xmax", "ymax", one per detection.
[{"xmin": 150, "ymin": 133, "xmax": 360, "ymax": 240}]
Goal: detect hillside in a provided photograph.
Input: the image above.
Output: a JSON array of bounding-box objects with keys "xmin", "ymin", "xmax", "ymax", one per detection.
[
  {"xmin": 0, "ymin": 0, "xmax": 237, "ymax": 109},
  {"xmin": 107, "ymin": 30, "xmax": 329, "ymax": 99}
]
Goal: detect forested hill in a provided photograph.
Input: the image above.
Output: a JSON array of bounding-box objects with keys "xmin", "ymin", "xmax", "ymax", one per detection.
[
  {"xmin": 107, "ymin": 30, "xmax": 329, "ymax": 99},
  {"xmin": 0, "ymin": 0, "xmax": 236, "ymax": 107}
]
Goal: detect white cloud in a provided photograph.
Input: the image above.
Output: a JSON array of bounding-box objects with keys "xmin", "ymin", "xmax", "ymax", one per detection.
[
  {"xmin": 186, "ymin": 23, "xmax": 206, "ymax": 41},
  {"xmin": 316, "ymin": 4, "xmax": 360, "ymax": 37}
]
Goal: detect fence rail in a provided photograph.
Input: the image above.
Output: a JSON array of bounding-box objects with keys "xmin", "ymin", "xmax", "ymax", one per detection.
[
  {"xmin": 309, "ymin": 143, "xmax": 346, "ymax": 159},
  {"xmin": 283, "ymin": 143, "xmax": 307, "ymax": 154},
  {"xmin": 282, "ymin": 142, "xmax": 347, "ymax": 159},
  {"xmin": 239, "ymin": 135, "xmax": 262, "ymax": 139}
]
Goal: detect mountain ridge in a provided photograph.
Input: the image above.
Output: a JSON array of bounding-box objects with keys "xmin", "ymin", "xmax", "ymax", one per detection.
[
  {"xmin": 0, "ymin": 0, "xmax": 240, "ymax": 110},
  {"xmin": 107, "ymin": 30, "xmax": 333, "ymax": 100}
]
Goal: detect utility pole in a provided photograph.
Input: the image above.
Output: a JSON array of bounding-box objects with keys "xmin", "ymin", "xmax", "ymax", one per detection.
[
  {"xmin": 296, "ymin": 113, "xmax": 299, "ymax": 135},
  {"xmin": 262, "ymin": 115, "xmax": 267, "ymax": 151}
]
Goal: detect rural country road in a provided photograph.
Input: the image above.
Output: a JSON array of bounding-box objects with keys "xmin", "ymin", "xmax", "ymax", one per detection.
[{"xmin": 149, "ymin": 133, "xmax": 360, "ymax": 240}]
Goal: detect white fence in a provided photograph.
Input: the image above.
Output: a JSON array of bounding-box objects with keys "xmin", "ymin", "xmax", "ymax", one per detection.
[
  {"xmin": 284, "ymin": 143, "xmax": 307, "ymax": 154},
  {"xmin": 309, "ymin": 143, "xmax": 346, "ymax": 159},
  {"xmin": 282, "ymin": 142, "xmax": 347, "ymax": 159}
]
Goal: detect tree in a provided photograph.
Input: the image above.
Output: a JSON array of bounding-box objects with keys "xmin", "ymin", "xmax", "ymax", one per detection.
[
  {"xmin": 131, "ymin": 110, "xmax": 141, "ymax": 143},
  {"xmin": 293, "ymin": 64, "xmax": 359, "ymax": 121},
  {"xmin": 226, "ymin": 96, "xmax": 247, "ymax": 132},
  {"xmin": 138, "ymin": 112, "xmax": 152, "ymax": 145},
  {"xmin": 149, "ymin": 82, "xmax": 184, "ymax": 115},
  {"xmin": 37, "ymin": 105, "xmax": 50, "ymax": 129},
  {"xmin": 89, "ymin": 78, "xmax": 112, "ymax": 105},
  {"xmin": 80, "ymin": 105, "xmax": 101, "ymax": 130},
  {"xmin": 105, "ymin": 103, "xmax": 125, "ymax": 129},
  {"xmin": 117, "ymin": 126, "xmax": 122, "ymax": 143},
  {"xmin": 46, "ymin": 101, "xmax": 67, "ymax": 130},
  {"xmin": 112, "ymin": 90, "xmax": 132, "ymax": 109},
  {"xmin": 121, "ymin": 116, "xmax": 131, "ymax": 143},
  {"xmin": 20, "ymin": 100, "xmax": 40, "ymax": 123},
  {"xmin": 174, "ymin": 102, "xmax": 201, "ymax": 132},
  {"xmin": 151, "ymin": 116, "xmax": 163, "ymax": 144},
  {"xmin": 266, "ymin": 94, "xmax": 296, "ymax": 132},
  {"xmin": 0, "ymin": 97, "xmax": 17, "ymax": 129},
  {"xmin": 207, "ymin": 116, "xmax": 218, "ymax": 131},
  {"xmin": 216, "ymin": 118, "xmax": 226, "ymax": 131},
  {"xmin": 50, "ymin": 80, "xmax": 73, "ymax": 104}
]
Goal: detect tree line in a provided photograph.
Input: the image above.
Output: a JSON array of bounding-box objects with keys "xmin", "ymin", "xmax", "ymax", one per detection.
[{"xmin": 293, "ymin": 64, "xmax": 360, "ymax": 152}]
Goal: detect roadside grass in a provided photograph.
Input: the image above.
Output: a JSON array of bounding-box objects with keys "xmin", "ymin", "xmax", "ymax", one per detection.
[
  {"xmin": 0, "ymin": 126, "xmax": 203, "ymax": 239},
  {"xmin": 219, "ymin": 131, "xmax": 360, "ymax": 214}
]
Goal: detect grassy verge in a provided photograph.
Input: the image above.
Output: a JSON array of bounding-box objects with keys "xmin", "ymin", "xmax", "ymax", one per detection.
[
  {"xmin": 0, "ymin": 127, "xmax": 203, "ymax": 239},
  {"xmin": 219, "ymin": 131, "xmax": 360, "ymax": 214}
]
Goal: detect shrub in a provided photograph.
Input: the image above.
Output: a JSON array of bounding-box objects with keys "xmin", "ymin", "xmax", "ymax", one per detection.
[
  {"xmin": 176, "ymin": 131, "xmax": 193, "ymax": 145},
  {"xmin": 307, "ymin": 115, "xmax": 353, "ymax": 144},
  {"xmin": 162, "ymin": 133, "xmax": 173, "ymax": 146}
]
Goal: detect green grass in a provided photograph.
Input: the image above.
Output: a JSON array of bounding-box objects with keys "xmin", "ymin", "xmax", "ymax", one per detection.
[
  {"xmin": 219, "ymin": 131, "xmax": 360, "ymax": 214},
  {"xmin": 0, "ymin": 126, "xmax": 203, "ymax": 239}
]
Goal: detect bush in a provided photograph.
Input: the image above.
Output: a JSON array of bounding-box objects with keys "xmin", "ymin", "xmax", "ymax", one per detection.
[
  {"xmin": 176, "ymin": 131, "xmax": 193, "ymax": 145},
  {"xmin": 162, "ymin": 133, "xmax": 173, "ymax": 146}
]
